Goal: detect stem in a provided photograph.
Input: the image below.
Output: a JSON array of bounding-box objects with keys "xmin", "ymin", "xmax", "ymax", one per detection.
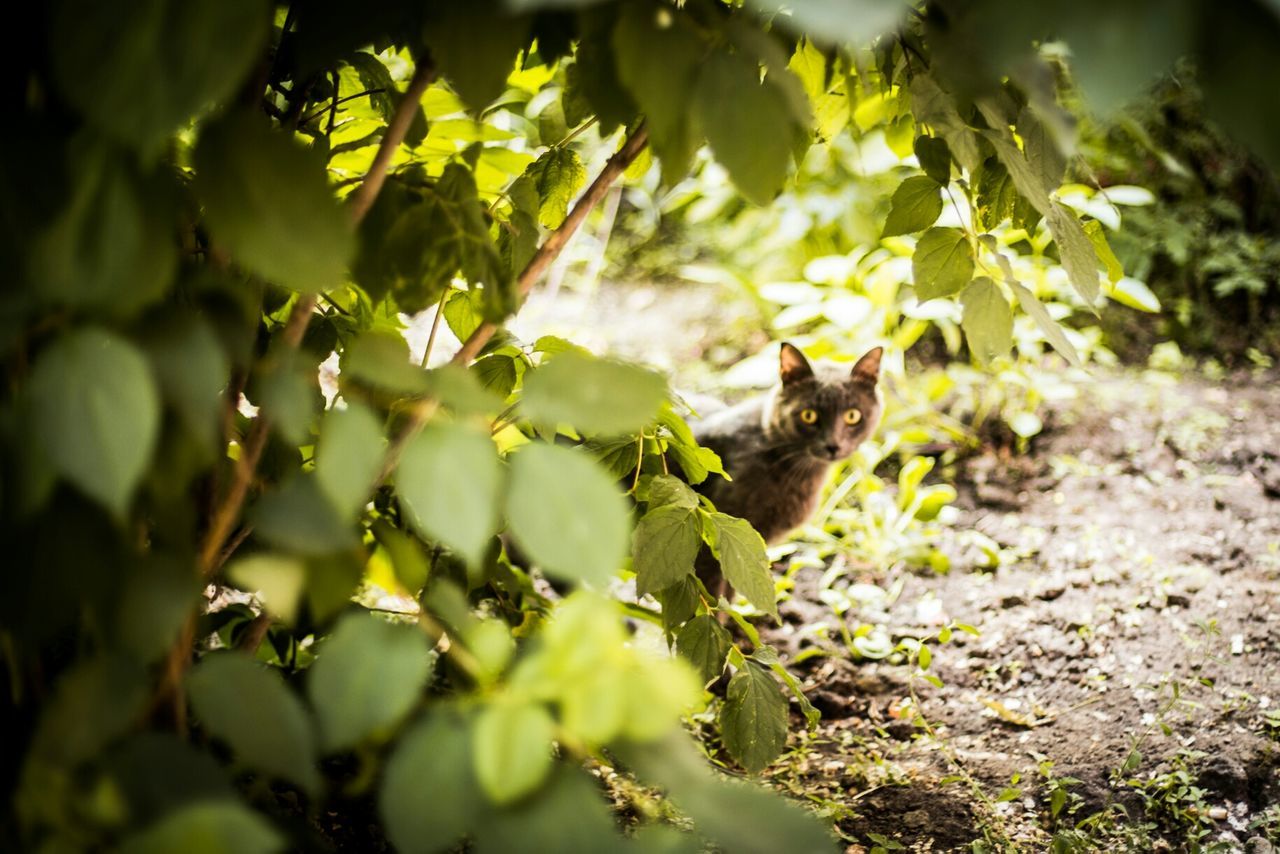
[
  {"xmin": 346, "ymin": 61, "xmax": 436, "ymax": 225},
  {"xmin": 420, "ymin": 288, "xmax": 449, "ymax": 368},
  {"xmin": 301, "ymin": 87, "xmax": 388, "ymax": 128},
  {"xmin": 450, "ymin": 124, "xmax": 649, "ymax": 366}
]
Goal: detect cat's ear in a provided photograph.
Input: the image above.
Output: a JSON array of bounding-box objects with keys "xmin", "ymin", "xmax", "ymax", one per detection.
[
  {"xmin": 779, "ymin": 342, "xmax": 814, "ymax": 384},
  {"xmin": 850, "ymin": 346, "xmax": 883, "ymax": 385}
]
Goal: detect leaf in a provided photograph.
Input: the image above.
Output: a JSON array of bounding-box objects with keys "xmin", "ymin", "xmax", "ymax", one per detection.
[
  {"xmin": 1107, "ymin": 277, "xmax": 1161, "ymax": 313},
  {"xmin": 471, "ymin": 766, "xmax": 624, "ymax": 854},
  {"xmin": 719, "ymin": 661, "xmax": 788, "ymax": 773},
  {"xmin": 1045, "ymin": 202, "xmax": 1101, "ymax": 308},
  {"xmin": 397, "ymin": 422, "xmax": 503, "ymax": 568},
  {"xmin": 657, "ymin": 576, "xmax": 701, "ymax": 635},
  {"xmin": 193, "ymin": 112, "xmax": 353, "ymax": 293},
  {"xmin": 187, "ymin": 654, "xmax": 319, "ymax": 795},
  {"xmin": 50, "ymin": 0, "xmax": 269, "ymax": 156},
  {"xmin": 381, "ymin": 711, "xmax": 482, "ymax": 854},
  {"xmin": 613, "ymin": 5, "xmax": 705, "ymax": 183},
  {"xmin": 473, "ymin": 353, "xmax": 520, "ymax": 400},
  {"xmin": 506, "ymin": 444, "xmax": 630, "ymax": 586},
  {"xmin": 443, "ymin": 287, "xmax": 485, "ymax": 342},
  {"xmin": 252, "ymin": 475, "xmax": 356, "ymax": 556},
  {"xmin": 882, "ymin": 175, "xmax": 943, "ymax": 238},
  {"xmin": 960, "ymin": 277, "xmax": 1013, "ymax": 364},
  {"xmin": 226, "ymin": 554, "xmax": 307, "ymax": 624},
  {"xmin": 422, "ymin": 365, "xmax": 505, "ymax": 415},
  {"xmin": 423, "ymin": 4, "xmax": 529, "ymax": 110},
  {"xmin": 308, "ymin": 611, "xmax": 434, "ymax": 752},
  {"xmin": 1019, "ymin": 106, "xmax": 1066, "ymax": 193},
  {"xmin": 25, "ymin": 655, "xmax": 149, "ymax": 767},
  {"xmin": 315, "ymin": 402, "xmax": 385, "ymax": 518},
  {"xmin": 973, "ymin": 156, "xmax": 1038, "ymax": 231},
  {"xmin": 141, "ymin": 311, "xmax": 229, "ymax": 451},
  {"xmin": 524, "ymin": 147, "xmax": 587, "ymax": 229},
  {"xmin": 703, "ymin": 513, "xmax": 777, "ymax": 619},
  {"xmin": 912, "ymin": 136, "xmax": 951, "ymax": 186},
  {"xmin": 744, "ymin": 0, "xmax": 909, "ymax": 47},
  {"xmin": 677, "ymin": 616, "xmax": 732, "ymax": 685},
  {"xmin": 911, "ymin": 227, "xmax": 974, "ymax": 301},
  {"xmin": 571, "ymin": 8, "xmax": 638, "ymax": 136},
  {"xmin": 27, "ymin": 328, "xmax": 160, "ymax": 517},
  {"xmin": 910, "ymin": 75, "xmax": 984, "ymax": 172},
  {"xmin": 648, "ymin": 474, "xmax": 700, "ymax": 510},
  {"xmin": 117, "ymin": 801, "xmax": 284, "ymax": 854},
  {"xmin": 471, "ymin": 701, "xmax": 555, "ymax": 806},
  {"xmin": 341, "ymin": 332, "xmax": 430, "ymax": 395},
  {"xmin": 521, "ymin": 352, "xmax": 668, "ymax": 435},
  {"xmin": 695, "ymin": 51, "xmax": 794, "ymax": 205},
  {"xmin": 633, "ymin": 506, "xmax": 702, "ymax": 596},
  {"xmin": 1008, "ymin": 280, "xmax": 1082, "ymax": 367},
  {"xmin": 1083, "ymin": 220, "xmax": 1124, "ymax": 284}
]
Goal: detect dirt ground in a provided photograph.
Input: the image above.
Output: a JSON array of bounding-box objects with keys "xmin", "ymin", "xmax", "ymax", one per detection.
[{"xmin": 763, "ymin": 371, "xmax": 1280, "ymax": 851}]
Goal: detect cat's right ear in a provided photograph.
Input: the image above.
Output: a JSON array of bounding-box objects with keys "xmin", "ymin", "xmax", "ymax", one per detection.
[{"xmin": 779, "ymin": 342, "xmax": 814, "ymax": 384}]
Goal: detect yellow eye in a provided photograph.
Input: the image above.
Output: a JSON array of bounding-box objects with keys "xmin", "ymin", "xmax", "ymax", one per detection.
[
  {"xmin": 799, "ymin": 408, "xmax": 819, "ymax": 425},
  {"xmin": 844, "ymin": 409, "xmax": 863, "ymax": 425}
]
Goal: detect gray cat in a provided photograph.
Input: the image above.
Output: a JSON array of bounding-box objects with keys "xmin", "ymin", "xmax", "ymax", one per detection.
[{"xmin": 689, "ymin": 343, "xmax": 883, "ymax": 593}]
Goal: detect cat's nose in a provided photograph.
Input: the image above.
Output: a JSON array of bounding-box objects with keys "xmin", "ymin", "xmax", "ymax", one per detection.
[{"xmin": 824, "ymin": 442, "xmax": 841, "ymax": 459}]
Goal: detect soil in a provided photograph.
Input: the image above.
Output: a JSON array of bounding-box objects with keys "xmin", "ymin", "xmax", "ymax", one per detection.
[{"xmin": 761, "ymin": 371, "xmax": 1280, "ymax": 852}]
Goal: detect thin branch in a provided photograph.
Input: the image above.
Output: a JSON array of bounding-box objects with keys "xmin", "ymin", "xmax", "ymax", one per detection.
[
  {"xmin": 346, "ymin": 60, "xmax": 436, "ymax": 225},
  {"xmin": 420, "ymin": 288, "xmax": 449, "ymax": 368},
  {"xmin": 450, "ymin": 124, "xmax": 649, "ymax": 366},
  {"xmin": 300, "ymin": 87, "xmax": 389, "ymax": 128}
]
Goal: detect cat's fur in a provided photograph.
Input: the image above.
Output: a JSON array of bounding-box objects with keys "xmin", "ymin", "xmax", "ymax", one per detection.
[{"xmin": 690, "ymin": 343, "xmax": 883, "ymax": 591}]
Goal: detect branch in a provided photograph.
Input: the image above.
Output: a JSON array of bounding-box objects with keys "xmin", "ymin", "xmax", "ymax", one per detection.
[
  {"xmin": 345, "ymin": 60, "xmax": 436, "ymax": 225},
  {"xmin": 450, "ymin": 124, "xmax": 649, "ymax": 366}
]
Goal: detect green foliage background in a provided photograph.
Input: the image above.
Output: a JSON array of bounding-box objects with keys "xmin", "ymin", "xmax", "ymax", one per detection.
[{"xmin": 2, "ymin": 0, "xmax": 1278, "ymax": 851}]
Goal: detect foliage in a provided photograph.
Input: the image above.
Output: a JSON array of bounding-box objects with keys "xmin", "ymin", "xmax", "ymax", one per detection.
[{"xmin": 6, "ymin": 0, "xmax": 1280, "ymax": 850}]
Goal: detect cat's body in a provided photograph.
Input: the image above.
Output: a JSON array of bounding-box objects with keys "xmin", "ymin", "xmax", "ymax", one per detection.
[{"xmin": 689, "ymin": 343, "xmax": 883, "ymax": 592}]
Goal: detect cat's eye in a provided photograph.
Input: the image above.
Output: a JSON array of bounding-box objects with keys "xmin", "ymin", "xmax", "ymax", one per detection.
[
  {"xmin": 843, "ymin": 409, "xmax": 863, "ymax": 425},
  {"xmin": 798, "ymin": 408, "xmax": 819, "ymax": 425}
]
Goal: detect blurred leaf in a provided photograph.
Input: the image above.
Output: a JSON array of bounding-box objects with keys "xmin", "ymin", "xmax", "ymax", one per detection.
[
  {"xmin": 1106, "ymin": 277, "xmax": 1162, "ymax": 313},
  {"xmin": 910, "ymin": 75, "xmax": 984, "ymax": 172},
  {"xmin": 398, "ymin": 422, "xmax": 503, "ymax": 567},
  {"xmin": 677, "ymin": 615, "xmax": 731, "ymax": 685},
  {"xmin": 960, "ymin": 277, "xmax": 1012, "ymax": 364},
  {"xmin": 345, "ymin": 52, "xmax": 428, "ymax": 145},
  {"xmin": 24, "ymin": 655, "xmax": 148, "ymax": 767},
  {"xmin": 141, "ymin": 311, "xmax": 229, "ymax": 451},
  {"xmin": 381, "ymin": 710, "xmax": 482, "ymax": 854},
  {"xmin": 50, "ymin": 0, "xmax": 268, "ymax": 155},
  {"xmin": 1019, "ymin": 106, "xmax": 1065, "ymax": 193},
  {"xmin": 28, "ymin": 328, "xmax": 160, "ymax": 517},
  {"xmin": 913, "ymin": 135, "xmax": 952, "ymax": 185},
  {"xmin": 719, "ymin": 661, "xmax": 787, "ymax": 773},
  {"xmin": 315, "ymin": 402, "xmax": 385, "ymax": 518},
  {"xmin": 471, "ymin": 766, "xmax": 623, "ymax": 854},
  {"xmin": 507, "ymin": 443, "xmax": 629, "ymax": 585},
  {"xmin": 746, "ymin": 0, "xmax": 909, "ymax": 46},
  {"xmin": 882, "ymin": 176, "xmax": 943, "ymax": 238},
  {"xmin": 472, "ymin": 701, "xmax": 555, "ymax": 806},
  {"xmin": 423, "ymin": 4, "xmax": 529, "ymax": 110},
  {"xmin": 194, "ymin": 113, "xmax": 353, "ymax": 293},
  {"xmin": 341, "ymin": 331, "xmax": 431, "ymax": 395},
  {"xmin": 115, "ymin": 560, "xmax": 196, "ymax": 661},
  {"xmin": 227, "ymin": 554, "xmax": 307, "ymax": 624},
  {"xmin": 911, "ymin": 227, "xmax": 973, "ymax": 301},
  {"xmin": 703, "ymin": 513, "xmax": 777, "ymax": 619},
  {"xmin": 118, "ymin": 801, "xmax": 284, "ymax": 854},
  {"xmin": 102, "ymin": 734, "xmax": 234, "ymax": 827},
  {"xmin": 1083, "ymin": 220, "xmax": 1124, "ymax": 284},
  {"xmin": 520, "ymin": 352, "xmax": 667, "ymax": 435},
  {"xmin": 422, "ymin": 364, "xmax": 505, "ymax": 415},
  {"xmin": 252, "ymin": 475, "xmax": 357, "ymax": 555},
  {"xmin": 572, "ymin": 8, "xmax": 638, "ymax": 136},
  {"xmin": 257, "ymin": 359, "xmax": 317, "ymax": 446},
  {"xmin": 308, "ymin": 611, "xmax": 434, "ymax": 752},
  {"xmin": 187, "ymin": 654, "xmax": 320, "ymax": 795},
  {"xmin": 633, "ymin": 505, "xmax": 701, "ymax": 596},
  {"xmin": 525, "ymin": 147, "xmax": 587, "ymax": 230},
  {"xmin": 695, "ymin": 51, "xmax": 793, "ymax": 205}
]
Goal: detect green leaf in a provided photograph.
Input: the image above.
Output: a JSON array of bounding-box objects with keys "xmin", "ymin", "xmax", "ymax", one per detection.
[
  {"xmin": 633, "ymin": 505, "xmax": 702, "ymax": 596},
  {"xmin": 913, "ymin": 136, "xmax": 952, "ymax": 185},
  {"xmin": 315, "ymin": 402, "xmax": 385, "ymax": 518},
  {"xmin": 524, "ymin": 148, "xmax": 587, "ymax": 229},
  {"xmin": 1083, "ymin": 220, "xmax": 1124, "ymax": 284},
  {"xmin": 1045, "ymin": 202, "xmax": 1101, "ymax": 307},
  {"xmin": 25, "ymin": 655, "xmax": 149, "ymax": 767},
  {"xmin": 648, "ymin": 474, "xmax": 700, "ymax": 510},
  {"xmin": 473, "ymin": 353, "xmax": 520, "ymax": 400},
  {"xmin": 397, "ymin": 422, "xmax": 503, "ymax": 567},
  {"xmin": 471, "ymin": 766, "xmax": 623, "ymax": 854},
  {"xmin": 695, "ymin": 51, "xmax": 794, "ymax": 205},
  {"xmin": 472, "ymin": 701, "xmax": 555, "ymax": 805},
  {"xmin": 341, "ymin": 332, "xmax": 430, "ymax": 395},
  {"xmin": 613, "ymin": 5, "xmax": 705, "ymax": 183},
  {"xmin": 257, "ymin": 359, "xmax": 317, "ymax": 446},
  {"xmin": 28, "ymin": 328, "xmax": 160, "ymax": 517},
  {"xmin": 1106, "ymin": 277, "xmax": 1161, "ymax": 313},
  {"xmin": 973, "ymin": 156, "xmax": 1038, "ymax": 231},
  {"xmin": 443, "ymin": 287, "xmax": 485, "ymax": 342},
  {"xmin": 381, "ymin": 711, "xmax": 482, "ymax": 854},
  {"xmin": 252, "ymin": 475, "xmax": 356, "ymax": 555},
  {"xmin": 308, "ymin": 612, "xmax": 434, "ymax": 752},
  {"xmin": 422, "ymin": 364, "xmax": 505, "ymax": 415},
  {"xmin": 507, "ymin": 443, "xmax": 630, "ymax": 586},
  {"xmin": 745, "ymin": 0, "xmax": 909, "ymax": 47},
  {"xmin": 1019, "ymin": 106, "xmax": 1066, "ymax": 193},
  {"xmin": 703, "ymin": 512, "xmax": 777, "ymax": 619},
  {"xmin": 882, "ymin": 175, "xmax": 943, "ymax": 238},
  {"xmin": 960, "ymin": 277, "xmax": 1013, "ymax": 365},
  {"xmin": 187, "ymin": 654, "xmax": 319, "ymax": 795},
  {"xmin": 193, "ymin": 112, "xmax": 353, "ymax": 293},
  {"xmin": 520, "ymin": 352, "xmax": 667, "ymax": 436},
  {"xmin": 50, "ymin": 0, "xmax": 269, "ymax": 156},
  {"xmin": 571, "ymin": 8, "xmax": 638, "ymax": 136},
  {"xmin": 118, "ymin": 801, "xmax": 284, "ymax": 854},
  {"xmin": 423, "ymin": 4, "xmax": 529, "ymax": 110},
  {"xmin": 226, "ymin": 554, "xmax": 307, "ymax": 624},
  {"xmin": 141, "ymin": 311, "xmax": 229, "ymax": 451},
  {"xmin": 719, "ymin": 661, "xmax": 788, "ymax": 773},
  {"xmin": 911, "ymin": 227, "xmax": 974, "ymax": 301},
  {"xmin": 657, "ymin": 576, "xmax": 701, "ymax": 635},
  {"xmin": 1007, "ymin": 280, "xmax": 1082, "ymax": 368},
  {"xmin": 677, "ymin": 615, "xmax": 732, "ymax": 685},
  {"xmin": 910, "ymin": 75, "xmax": 984, "ymax": 172}
]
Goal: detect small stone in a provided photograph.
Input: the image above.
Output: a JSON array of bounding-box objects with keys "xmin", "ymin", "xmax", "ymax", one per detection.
[
  {"xmin": 1245, "ymin": 837, "xmax": 1275, "ymax": 854},
  {"xmin": 1207, "ymin": 806, "xmax": 1229, "ymax": 821}
]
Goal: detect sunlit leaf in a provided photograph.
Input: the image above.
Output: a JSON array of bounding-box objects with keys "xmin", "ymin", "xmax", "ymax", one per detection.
[
  {"xmin": 960, "ymin": 277, "xmax": 1013, "ymax": 364},
  {"xmin": 719, "ymin": 661, "xmax": 788, "ymax": 773},
  {"xmin": 911, "ymin": 227, "xmax": 974, "ymax": 301}
]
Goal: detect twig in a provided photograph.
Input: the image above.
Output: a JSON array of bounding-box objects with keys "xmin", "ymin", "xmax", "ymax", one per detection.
[
  {"xmin": 300, "ymin": 87, "xmax": 388, "ymax": 128},
  {"xmin": 346, "ymin": 60, "xmax": 436, "ymax": 225},
  {"xmin": 420, "ymin": 288, "xmax": 449, "ymax": 368},
  {"xmin": 235, "ymin": 612, "xmax": 273, "ymax": 654}
]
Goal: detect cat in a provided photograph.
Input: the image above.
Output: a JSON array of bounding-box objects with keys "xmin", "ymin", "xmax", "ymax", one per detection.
[{"xmin": 689, "ymin": 342, "xmax": 884, "ymax": 595}]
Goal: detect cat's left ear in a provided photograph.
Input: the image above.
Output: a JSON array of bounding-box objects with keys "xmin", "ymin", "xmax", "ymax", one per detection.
[
  {"xmin": 850, "ymin": 347, "xmax": 883, "ymax": 385},
  {"xmin": 779, "ymin": 342, "xmax": 815, "ymax": 384}
]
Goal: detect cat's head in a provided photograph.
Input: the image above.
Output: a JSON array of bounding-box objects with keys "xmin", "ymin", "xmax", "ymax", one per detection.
[{"xmin": 762, "ymin": 343, "xmax": 884, "ymax": 463}]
